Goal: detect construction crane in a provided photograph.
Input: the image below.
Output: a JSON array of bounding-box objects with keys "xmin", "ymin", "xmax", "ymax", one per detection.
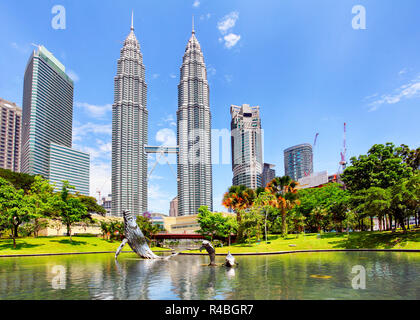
[
  {"xmin": 304, "ymin": 132, "xmax": 319, "ymax": 177},
  {"xmin": 337, "ymin": 122, "xmax": 347, "ymax": 175}
]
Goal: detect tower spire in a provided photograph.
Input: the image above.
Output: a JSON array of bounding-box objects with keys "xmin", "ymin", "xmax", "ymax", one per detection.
[
  {"xmin": 131, "ymin": 11, "xmax": 134, "ymax": 31},
  {"xmin": 192, "ymin": 15, "xmax": 195, "ymax": 34}
]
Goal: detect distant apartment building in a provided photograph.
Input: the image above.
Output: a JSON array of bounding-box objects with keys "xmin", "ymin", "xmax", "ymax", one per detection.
[
  {"xmin": 298, "ymin": 171, "xmax": 329, "ymax": 189},
  {"xmin": 100, "ymin": 194, "xmax": 112, "ymax": 216},
  {"xmin": 21, "ymin": 45, "xmax": 90, "ymax": 194},
  {"xmin": 284, "ymin": 143, "xmax": 313, "ymax": 181},
  {"xmin": 262, "ymin": 163, "xmax": 276, "ymax": 187},
  {"xmin": 0, "ymin": 98, "xmax": 21, "ymax": 172},
  {"xmin": 169, "ymin": 196, "xmax": 178, "ymax": 217},
  {"xmin": 230, "ymin": 104, "xmax": 263, "ymax": 189}
]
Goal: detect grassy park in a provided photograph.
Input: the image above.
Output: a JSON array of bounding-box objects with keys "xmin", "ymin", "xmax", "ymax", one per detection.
[
  {"xmin": 0, "ymin": 235, "xmax": 170, "ymax": 256},
  {"xmin": 185, "ymin": 229, "xmax": 420, "ymax": 254}
]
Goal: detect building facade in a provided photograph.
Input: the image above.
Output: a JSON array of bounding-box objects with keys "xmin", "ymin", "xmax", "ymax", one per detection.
[
  {"xmin": 284, "ymin": 143, "xmax": 313, "ymax": 181},
  {"xmin": 49, "ymin": 142, "xmax": 90, "ymax": 195},
  {"xmin": 177, "ymin": 26, "xmax": 213, "ymax": 215},
  {"xmin": 21, "ymin": 45, "xmax": 73, "ymax": 177},
  {"xmin": 112, "ymin": 18, "xmax": 148, "ymax": 217},
  {"xmin": 21, "ymin": 45, "xmax": 89, "ymax": 194},
  {"xmin": 262, "ymin": 163, "xmax": 276, "ymax": 187},
  {"xmin": 230, "ymin": 104, "xmax": 263, "ymax": 189},
  {"xmin": 100, "ymin": 194, "xmax": 112, "ymax": 216},
  {"xmin": 169, "ymin": 196, "xmax": 178, "ymax": 217},
  {"xmin": 0, "ymin": 98, "xmax": 21, "ymax": 172}
]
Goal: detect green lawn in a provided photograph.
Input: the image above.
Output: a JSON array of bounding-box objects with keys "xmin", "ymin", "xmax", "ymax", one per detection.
[
  {"xmin": 0, "ymin": 235, "xmax": 170, "ymax": 256},
  {"xmin": 186, "ymin": 228, "xmax": 420, "ymax": 254}
]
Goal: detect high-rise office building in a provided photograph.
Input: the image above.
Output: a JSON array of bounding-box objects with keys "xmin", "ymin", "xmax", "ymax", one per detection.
[
  {"xmin": 230, "ymin": 104, "xmax": 263, "ymax": 189},
  {"xmin": 262, "ymin": 163, "xmax": 276, "ymax": 187},
  {"xmin": 177, "ymin": 24, "xmax": 213, "ymax": 216},
  {"xmin": 284, "ymin": 143, "xmax": 313, "ymax": 181},
  {"xmin": 169, "ymin": 196, "xmax": 178, "ymax": 217},
  {"xmin": 112, "ymin": 16, "xmax": 148, "ymax": 217},
  {"xmin": 0, "ymin": 98, "xmax": 21, "ymax": 172},
  {"xmin": 49, "ymin": 142, "xmax": 90, "ymax": 195},
  {"xmin": 21, "ymin": 45, "xmax": 89, "ymax": 194}
]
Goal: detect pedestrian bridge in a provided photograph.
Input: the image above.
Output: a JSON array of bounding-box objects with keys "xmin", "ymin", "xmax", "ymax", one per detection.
[{"xmin": 144, "ymin": 146, "xmax": 179, "ymax": 154}]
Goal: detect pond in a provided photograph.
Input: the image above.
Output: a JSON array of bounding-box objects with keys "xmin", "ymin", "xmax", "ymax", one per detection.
[{"xmin": 0, "ymin": 252, "xmax": 419, "ymax": 299}]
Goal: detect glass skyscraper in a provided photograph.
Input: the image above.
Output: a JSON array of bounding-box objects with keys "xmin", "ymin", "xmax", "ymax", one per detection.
[
  {"xmin": 177, "ymin": 25, "xmax": 213, "ymax": 215},
  {"xmin": 21, "ymin": 45, "xmax": 89, "ymax": 195},
  {"xmin": 49, "ymin": 142, "xmax": 90, "ymax": 195},
  {"xmin": 284, "ymin": 143, "xmax": 313, "ymax": 181},
  {"xmin": 111, "ymin": 17, "xmax": 148, "ymax": 217},
  {"xmin": 230, "ymin": 104, "xmax": 263, "ymax": 189}
]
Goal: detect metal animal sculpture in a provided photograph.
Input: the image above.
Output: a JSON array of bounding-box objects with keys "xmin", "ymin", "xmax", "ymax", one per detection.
[
  {"xmin": 225, "ymin": 251, "xmax": 236, "ymax": 267},
  {"xmin": 115, "ymin": 210, "xmax": 179, "ymax": 260},
  {"xmin": 199, "ymin": 240, "xmax": 216, "ymax": 266}
]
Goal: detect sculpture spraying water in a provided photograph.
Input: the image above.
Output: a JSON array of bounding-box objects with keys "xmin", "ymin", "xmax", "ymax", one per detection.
[
  {"xmin": 115, "ymin": 210, "xmax": 178, "ymax": 260},
  {"xmin": 225, "ymin": 251, "xmax": 236, "ymax": 267},
  {"xmin": 199, "ymin": 240, "xmax": 216, "ymax": 266}
]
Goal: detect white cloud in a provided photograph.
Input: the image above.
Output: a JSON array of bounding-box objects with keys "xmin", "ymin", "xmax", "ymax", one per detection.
[
  {"xmin": 399, "ymin": 68, "xmax": 407, "ymax": 76},
  {"xmin": 193, "ymin": 0, "xmax": 200, "ymax": 8},
  {"xmin": 224, "ymin": 74, "xmax": 233, "ymax": 83},
  {"xmin": 223, "ymin": 33, "xmax": 241, "ymax": 49},
  {"xmin": 89, "ymin": 162, "xmax": 111, "ymax": 198},
  {"xmin": 67, "ymin": 69, "xmax": 79, "ymax": 82},
  {"xmin": 217, "ymin": 11, "xmax": 241, "ymax": 48},
  {"xmin": 148, "ymin": 183, "xmax": 173, "ymax": 214},
  {"xmin": 75, "ymin": 139, "xmax": 111, "ymax": 161},
  {"xmin": 217, "ymin": 11, "xmax": 239, "ymax": 34},
  {"xmin": 152, "ymin": 73, "xmax": 160, "ymax": 79},
  {"xmin": 73, "ymin": 122, "xmax": 112, "ymax": 142},
  {"xmin": 155, "ymin": 128, "xmax": 176, "ymax": 146},
  {"xmin": 169, "ymin": 73, "xmax": 177, "ymax": 79},
  {"xmin": 10, "ymin": 42, "xmax": 30, "ymax": 54},
  {"xmin": 367, "ymin": 76, "xmax": 420, "ymax": 111},
  {"xmin": 207, "ymin": 66, "xmax": 216, "ymax": 77},
  {"xmin": 75, "ymin": 102, "xmax": 112, "ymax": 118},
  {"xmin": 200, "ymin": 13, "xmax": 211, "ymax": 20},
  {"xmin": 158, "ymin": 114, "xmax": 176, "ymax": 127}
]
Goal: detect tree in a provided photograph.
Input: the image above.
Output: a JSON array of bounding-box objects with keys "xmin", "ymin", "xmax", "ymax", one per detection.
[
  {"xmin": 53, "ymin": 181, "xmax": 88, "ymax": 241},
  {"xmin": 197, "ymin": 206, "xmax": 238, "ymax": 244},
  {"xmin": 75, "ymin": 194, "xmax": 106, "ymax": 216},
  {"xmin": 253, "ymin": 191, "xmax": 276, "ymax": 242},
  {"xmin": 26, "ymin": 176, "xmax": 56, "ymax": 237},
  {"xmin": 0, "ymin": 178, "xmax": 36, "ymax": 248},
  {"xmin": 0, "ymin": 168, "xmax": 35, "ymax": 193},
  {"xmin": 222, "ymin": 185, "xmax": 256, "ymax": 222},
  {"xmin": 352, "ymin": 187, "xmax": 391, "ymax": 231},
  {"xmin": 388, "ymin": 173, "xmax": 420, "ymax": 232},
  {"xmin": 239, "ymin": 207, "xmax": 264, "ymax": 243},
  {"xmin": 222, "ymin": 216, "xmax": 238, "ymax": 246},
  {"xmin": 266, "ymin": 176, "xmax": 300, "ymax": 236},
  {"xmin": 136, "ymin": 215, "xmax": 160, "ymax": 243},
  {"xmin": 396, "ymin": 144, "xmax": 420, "ymax": 171},
  {"xmin": 222, "ymin": 185, "xmax": 256, "ymax": 241},
  {"xmin": 341, "ymin": 143, "xmax": 413, "ymax": 191}
]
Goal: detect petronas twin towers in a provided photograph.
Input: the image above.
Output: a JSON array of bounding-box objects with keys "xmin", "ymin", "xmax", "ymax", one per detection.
[{"xmin": 112, "ymin": 16, "xmax": 212, "ymax": 217}]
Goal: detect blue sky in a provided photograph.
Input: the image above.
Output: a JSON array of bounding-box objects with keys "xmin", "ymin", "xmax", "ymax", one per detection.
[{"xmin": 0, "ymin": 0, "xmax": 419, "ymax": 214}]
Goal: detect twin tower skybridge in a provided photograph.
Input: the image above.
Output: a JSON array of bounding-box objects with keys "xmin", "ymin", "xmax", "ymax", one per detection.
[{"xmin": 144, "ymin": 145, "xmax": 179, "ymax": 182}]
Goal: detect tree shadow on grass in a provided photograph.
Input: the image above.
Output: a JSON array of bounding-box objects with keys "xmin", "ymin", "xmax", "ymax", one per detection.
[
  {"xmin": 325, "ymin": 230, "xmax": 420, "ymax": 249},
  {"xmin": 0, "ymin": 240, "xmax": 44, "ymax": 251},
  {"xmin": 50, "ymin": 239, "xmax": 87, "ymax": 246}
]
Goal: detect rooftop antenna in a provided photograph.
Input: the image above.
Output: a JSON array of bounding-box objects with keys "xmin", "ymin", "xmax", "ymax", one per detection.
[
  {"xmin": 131, "ymin": 10, "xmax": 134, "ymax": 31},
  {"xmin": 192, "ymin": 15, "xmax": 195, "ymax": 34}
]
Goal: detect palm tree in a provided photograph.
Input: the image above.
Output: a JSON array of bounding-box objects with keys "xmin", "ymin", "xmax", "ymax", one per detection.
[
  {"xmin": 266, "ymin": 176, "xmax": 300, "ymax": 236},
  {"xmin": 222, "ymin": 185, "xmax": 255, "ymax": 222}
]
